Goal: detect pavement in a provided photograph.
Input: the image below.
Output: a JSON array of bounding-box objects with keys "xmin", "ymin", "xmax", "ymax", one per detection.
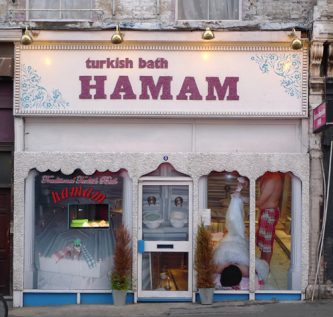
[{"xmin": 7, "ymin": 300, "xmax": 333, "ymax": 317}]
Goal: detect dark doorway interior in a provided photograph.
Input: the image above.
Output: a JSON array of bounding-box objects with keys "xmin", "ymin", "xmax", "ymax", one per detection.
[{"xmin": 0, "ymin": 188, "xmax": 11, "ymax": 295}]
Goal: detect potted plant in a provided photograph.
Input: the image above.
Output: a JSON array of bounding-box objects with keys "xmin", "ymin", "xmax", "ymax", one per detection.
[
  {"xmin": 194, "ymin": 223, "xmax": 217, "ymax": 305},
  {"xmin": 111, "ymin": 224, "xmax": 132, "ymax": 306}
]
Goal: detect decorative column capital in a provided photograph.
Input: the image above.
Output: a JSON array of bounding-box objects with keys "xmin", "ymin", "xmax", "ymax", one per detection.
[
  {"xmin": 310, "ymin": 41, "xmax": 324, "ymax": 77},
  {"xmin": 310, "ymin": 41, "xmax": 325, "ymax": 95}
]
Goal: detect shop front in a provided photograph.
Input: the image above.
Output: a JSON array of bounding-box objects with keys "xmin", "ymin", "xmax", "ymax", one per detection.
[{"xmin": 12, "ymin": 31, "xmax": 309, "ymax": 306}]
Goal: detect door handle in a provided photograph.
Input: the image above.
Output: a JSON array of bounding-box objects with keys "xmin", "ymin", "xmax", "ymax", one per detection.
[{"xmin": 138, "ymin": 240, "xmax": 145, "ymax": 253}]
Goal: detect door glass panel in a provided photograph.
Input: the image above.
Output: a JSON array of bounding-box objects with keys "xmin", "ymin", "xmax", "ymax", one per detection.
[
  {"xmin": 141, "ymin": 252, "xmax": 188, "ymax": 291},
  {"xmin": 142, "ymin": 185, "xmax": 189, "ymax": 241}
]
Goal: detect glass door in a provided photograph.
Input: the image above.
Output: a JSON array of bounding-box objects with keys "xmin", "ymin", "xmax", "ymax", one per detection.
[{"xmin": 138, "ymin": 178, "xmax": 192, "ymax": 300}]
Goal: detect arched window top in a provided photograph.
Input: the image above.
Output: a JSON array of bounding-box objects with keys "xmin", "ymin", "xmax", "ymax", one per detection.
[{"xmin": 142, "ymin": 163, "xmax": 189, "ymax": 177}]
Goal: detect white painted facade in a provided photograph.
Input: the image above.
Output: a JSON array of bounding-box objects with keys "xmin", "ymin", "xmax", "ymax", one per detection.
[
  {"xmin": 12, "ymin": 30, "xmax": 310, "ymax": 306},
  {"xmin": 24, "ymin": 118, "xmax": 306, "ymax": 154}
]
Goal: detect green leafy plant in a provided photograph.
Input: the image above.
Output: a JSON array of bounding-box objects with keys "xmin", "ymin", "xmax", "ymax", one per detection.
[
  {"xmin": 111, "ymin": 224, "xmax": 132, "ymax": 290},
  {"xmin": 194, "ymin": 223, "xmax": 217, "ymax": 288}
]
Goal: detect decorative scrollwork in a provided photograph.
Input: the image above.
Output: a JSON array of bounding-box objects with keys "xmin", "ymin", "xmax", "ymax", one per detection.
[
  {"xmin": 21, "ymin": 65, "xmax": 70, "ymax": 110},
  {"xmin": 251, "ymin": 53, "xmax": 302, "ymax": 98},
  {"xmin": 310, "ymin": 41, "xmax": 324, "ymax": 78}
]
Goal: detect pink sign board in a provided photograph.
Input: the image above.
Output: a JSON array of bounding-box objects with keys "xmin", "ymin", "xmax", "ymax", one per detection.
[
  {"xmin": 15, "ymin": 43, "xmax": 308, "ymax": 118},
  {"xmin": 313, "ymin": 102, "xmax": 327, "ymax": 132}
]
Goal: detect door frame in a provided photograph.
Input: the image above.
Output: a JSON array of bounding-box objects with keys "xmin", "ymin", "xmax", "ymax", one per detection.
[{"xmin": 137, "ymin": 177, "xmax": 193, "ymax": 300}]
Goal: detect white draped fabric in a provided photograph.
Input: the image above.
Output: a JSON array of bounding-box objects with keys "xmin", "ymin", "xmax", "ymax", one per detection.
[
  {"xmin": 214, "ymin": 194, "xmax": 269, "ymax": 282},
  {"xmin": 29, "ymin": 0, "xmax": 93, "ymax": 20},
  {"xmin": 178, "ymin": 0, "xmax": 239, "ymax": 20}
]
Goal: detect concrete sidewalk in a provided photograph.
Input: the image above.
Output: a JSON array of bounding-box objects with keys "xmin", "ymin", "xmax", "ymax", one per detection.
[{"xmin": 7, "ymin": 300, "xmax": 333, "ymax": 317}]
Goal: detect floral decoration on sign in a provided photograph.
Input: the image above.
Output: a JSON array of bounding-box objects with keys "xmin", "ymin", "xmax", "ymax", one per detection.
[
  {"xmin": 250, "ymin": 53, "xmax": 302, "ymax": 98},
  {"xmin": 21, "ymin": 65, "xmax": 70, "ymax": 110}
]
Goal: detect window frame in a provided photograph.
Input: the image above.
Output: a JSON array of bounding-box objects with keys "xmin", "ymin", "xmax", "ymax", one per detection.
[{"xmin": 176, "ymin": 0, "xmax": 242, "ymax": 22}]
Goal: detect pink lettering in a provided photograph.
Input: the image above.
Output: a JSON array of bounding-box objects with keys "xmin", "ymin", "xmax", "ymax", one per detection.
[
  {"xmin": 176, "ymin": 77, "xmax": 203, "ymax": 100},
  {"xmin": 78, "ymin": 75, "xmax": 240, "ymax": 101},
  {"xmin": 110, "ymin": 76, "xmax": 136, "ymax": 99},
  {"xmin": 206, "ymin": 77, "xmax": 239, "ymax": 100},
  {"xmin": 139, "ymin": 76, "xmax": 173, "ymax": 100},
  {"xmin": 79, "ymin": 76, "xmax": 107, "ymax": 99}
]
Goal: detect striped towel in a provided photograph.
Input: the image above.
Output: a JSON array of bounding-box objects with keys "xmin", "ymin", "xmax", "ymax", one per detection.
[{"xmin": 81, "ymin": 244, "xmax": 96, "ymax": 269}]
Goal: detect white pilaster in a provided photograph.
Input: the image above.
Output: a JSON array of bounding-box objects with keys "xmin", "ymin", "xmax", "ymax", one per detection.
[
  {"xmin": 198, "ymin": 176, "xmax": 208, "ymax": 210},
  {"xmin": 288, "ymin": 175, "xmax": 302, "ymax": 289},
  {"xmin": 249, "ymin": 178, "xmax": 256, "ymax": 296},
  {"xmin": 121, "ymin": 171, "xmax": 132, "ymax": 231},
  {"xmin": 14, "ymin": 117, "xmax": 24, "ymax": 151},
  {"xmin": 13, "ymin": 291, "xmax": 23, "ymax": 308},
  {"xmin": 23, "ymin": 170, "xmax": 37, "ymax": 289}
]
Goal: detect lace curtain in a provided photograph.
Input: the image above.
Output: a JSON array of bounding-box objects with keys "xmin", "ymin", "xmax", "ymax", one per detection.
[
  {"xmin": 29, "ymin": 0, "xmax": 93, "ymax": 20},
  {"xmin": 178, "ymin": 0, "xmax": 239, "ymax": 20}
]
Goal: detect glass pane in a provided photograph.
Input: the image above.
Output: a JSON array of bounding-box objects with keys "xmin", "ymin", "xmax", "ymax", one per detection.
[
  {"xmin": 255, "ymin": 172, "xmax": 291, "ymax": 290},
  {"xmin": 29, "ymin": 0, "xmax": 60, "ymax": 19},
  {"xmin": 210, "ymin": 0, "xmax": 239, "ymax": 20},
  {"xmin": 142, "ymin": 185, "xmax": 189, "ymax": 241},
  {"xmin": 207, "ymin": 172, "xmax": 251, "ymax": 290},
  {"xmin": 29, "ymin": 0, "xmax": 92, "ymax": 20},
  {"xmin": 178, "ymin": 0, "xmax": 239, "ymax": 20},
  {"xmin": 62, "ymin": 0, "xmax": 92, "ymax": 20},
  {"xmin": 142, "ymin": 252, "xmax": 188, "ymax": 291},
  {"xmin": 178, "ymin": 0, "xmax": 208, "ymax": 20},
  {"xmin": 28, "ymin": 170, "xmax": 126, "ymax": 290}
]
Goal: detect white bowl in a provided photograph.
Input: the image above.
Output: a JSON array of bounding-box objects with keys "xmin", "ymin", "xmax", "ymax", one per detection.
[
  {"xmin": 144, "ymin": 219, "xmax": 163, "ymax": 229},
  {"xmin": 143, "ymin": 212, "xmax": 163, "ymax": 229},
  {"xmin": 170, "ymin": 211, "xmax": 187, "ymax": 228},
  {"xmin": 170, "ymin": 218, "xmax": 186, "ymax": 228}
]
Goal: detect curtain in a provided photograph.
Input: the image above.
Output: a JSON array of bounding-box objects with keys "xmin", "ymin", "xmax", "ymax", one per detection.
[
  {"xmin": 29, "ymin": 0, "xmax": 93, "ymax": 20},
  {"xmin": 178, "ymin": 0, "xmax": 239, "ymax": 20},
  {"xmin": 178, "ymin": 0, "xmax": 207, "ymax": 20},
  {"xmin": 210, "ymin": 0, "xmax": 239, "ymax": 20},
  {"xmin": 29, "ymin": 0, "xmax": 59, "ymax": 20}
]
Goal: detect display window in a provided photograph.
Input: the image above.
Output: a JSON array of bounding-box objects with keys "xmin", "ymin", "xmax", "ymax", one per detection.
[
  {"xmin": 255, "ymin": 171, "xmax": 292, "ymax": 291},
  {"xmin": 26, "ymin": 169, "xmax": 128, "ymax": 290},
  {"xmin": 206, "ymin": 171, "xmax": 297, "ymax": 292},
  {"xmin": 206, "ymin": 171, "xmax": 251, "ymax": 291}
]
